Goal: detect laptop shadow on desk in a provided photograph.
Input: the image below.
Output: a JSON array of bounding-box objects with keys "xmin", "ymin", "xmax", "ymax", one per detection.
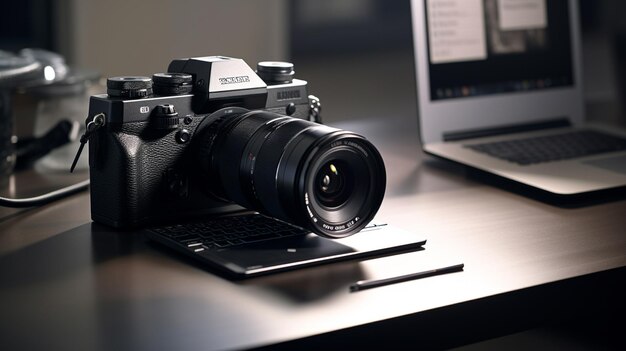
[
  {"xmin": 468, "ymin": 168, "xmax": 626, "ymax": 208},
  {"xmin": 425, "ymin": 157, "xmax": 626, "ymax": 208}
]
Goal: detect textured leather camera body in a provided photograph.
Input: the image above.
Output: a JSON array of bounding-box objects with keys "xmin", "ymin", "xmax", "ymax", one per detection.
[{"xmin": 86, "ymin": 57, "xmax": 316, "ymax": 228}]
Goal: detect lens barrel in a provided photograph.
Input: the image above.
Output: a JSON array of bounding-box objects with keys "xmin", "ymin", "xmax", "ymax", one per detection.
[{"xmin": 198, "ymin": 110, "xmax": 386, "ymax": 238}]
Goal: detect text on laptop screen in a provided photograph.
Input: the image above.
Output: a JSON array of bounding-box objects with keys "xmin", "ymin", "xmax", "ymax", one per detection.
[{"xmin": 425, "ymin": 0, "xmax": 573, "ymax": 101}]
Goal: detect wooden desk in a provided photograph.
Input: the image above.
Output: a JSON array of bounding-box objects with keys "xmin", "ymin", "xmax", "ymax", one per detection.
[{"xmin": 1, "ymin": 115, "xmax": 625, "ymax": 350}]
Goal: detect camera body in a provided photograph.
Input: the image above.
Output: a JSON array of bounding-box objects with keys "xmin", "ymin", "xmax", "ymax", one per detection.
[
  {"xmin": 88, "ymin": 56, "xmax": 321, "ymax": 228},
  {"xmin": 87, "ymin": 55, "xmax": 386, "ymax": 238}
]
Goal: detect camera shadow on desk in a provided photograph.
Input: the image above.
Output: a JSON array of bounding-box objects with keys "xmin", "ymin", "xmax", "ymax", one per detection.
[
  {"xmin": 91, "ymin": 219, "xmax": 368, "ymax": 302},
  {"xmin": 93, "ymin": 222, "xmax": 427, "ymax": 303}
]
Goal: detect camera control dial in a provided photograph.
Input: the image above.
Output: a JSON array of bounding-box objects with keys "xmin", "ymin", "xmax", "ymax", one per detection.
[
  {"xmin": 107, "ymin": 76, "xmax": 152, "ymax": 99},
  {"xmin": 152, "ymin": 104, "xmax": 180, "ymax": 130},
  {"xmin": 152, "ymin": 73, "xmax": 193, "ymax": 96},
  {"xmin": 256, "ymin": 61, "xmax": 294, "ymax": 84}
]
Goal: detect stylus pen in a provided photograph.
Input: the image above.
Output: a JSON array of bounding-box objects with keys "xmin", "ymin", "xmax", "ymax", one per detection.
[{"xmin": 349, "ymin": 263, "xmax": 465, "ymax": 292}]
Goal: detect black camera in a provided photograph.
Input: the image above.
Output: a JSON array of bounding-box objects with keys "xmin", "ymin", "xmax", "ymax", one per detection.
[{"xmin": 85, "ymin": 56, "xmax": 386, "ymax": 238}]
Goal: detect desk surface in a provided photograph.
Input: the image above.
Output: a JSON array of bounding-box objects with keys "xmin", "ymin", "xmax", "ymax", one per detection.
[{"xmin": 1, "ymin": 115, "xmax": 625, "ymax": 350}]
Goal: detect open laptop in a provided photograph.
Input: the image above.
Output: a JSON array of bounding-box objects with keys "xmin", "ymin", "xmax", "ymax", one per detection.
[
  {"xmin": 145, "ymin": 212, "xmax": 426, "ymax": 279},
  {"xmin": 410, "ymin": 0, "xmax": 626, "ymax": 196}
]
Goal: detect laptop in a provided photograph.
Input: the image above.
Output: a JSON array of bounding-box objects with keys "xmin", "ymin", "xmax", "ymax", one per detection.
[
  {"xmin": 145, "ymin": 212, "xmax": 426, "ymax": 279},
  {"xmin": 410, "ymin": 0, "xmax": 626, "ymax": 196}
]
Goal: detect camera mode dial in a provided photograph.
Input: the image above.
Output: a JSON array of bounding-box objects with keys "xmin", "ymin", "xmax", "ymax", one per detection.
[
  {"xmin": 152, "ymin": 104, "xmax": 179, "ymax": 130},
  {"xmin": 256, "ymin": 61, "xmax": 294, "ymax": 84},
  {"xmin": 107, "ymin": 76, "xmax": 153, "ymax": 99},
  {"xmin": 152, "ymin": 73, "xmax": 193, "ymax": 96}
]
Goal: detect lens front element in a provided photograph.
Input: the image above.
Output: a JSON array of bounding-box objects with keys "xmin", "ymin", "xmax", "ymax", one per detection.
[
  {"xmin": 299, "ymin": 134, "xmax": 385, "ymax": 238},
  {"xmin": 316, "ymin": 161, "xmax": 353, "ymax": 208}
]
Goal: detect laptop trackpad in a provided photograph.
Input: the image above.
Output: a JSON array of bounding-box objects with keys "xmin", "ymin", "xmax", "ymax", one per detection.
[
  {"xmin": 213, "ymin": 234, "xmax": 356, "ymax": 270},
  {"xmin": 584, "ymin": 155, "xmax": 626, "ymax": 175}
]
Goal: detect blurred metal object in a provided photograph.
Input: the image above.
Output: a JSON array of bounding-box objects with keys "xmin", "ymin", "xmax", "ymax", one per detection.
[
  {"xmin": 0, "ymin": 49, "xmax": 101, "ymax": 183},
  {"xmin": 17, "ymin": 49, "xmax": 68, "ymax": 85},
  {"xmin": 1, "ymin": 90, "xmax": 16, "ymax": 186},
  {"xmin": 0, "ymin": 50, "xmax": 41, "ymax": 87},
  {"xmin": 0, "ymin": 50, "xmax": 42, "ymax": 185},
  {"xmin": 26, "ymin": 65, "xmax": 101, "ymax": 172}
]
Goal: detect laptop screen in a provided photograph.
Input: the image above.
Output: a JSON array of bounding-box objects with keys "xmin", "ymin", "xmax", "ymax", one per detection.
[{"xmin": 425, "ymin": 0, "xmax": 573, "ymax": 101}]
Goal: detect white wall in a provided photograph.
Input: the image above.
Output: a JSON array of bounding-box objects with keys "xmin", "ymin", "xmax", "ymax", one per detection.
[{"xmin": 57, "ymin": 0, "xmax": 288, "ymax": 77}]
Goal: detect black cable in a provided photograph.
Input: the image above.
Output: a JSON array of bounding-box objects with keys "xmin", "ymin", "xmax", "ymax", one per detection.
[
  {"xmin": 15, "ymin": 120, "xmax": 79, "ymax": 170},
  {"xmin": 0, "ymin": 179, "xmax": 89, "ymax": 208}
]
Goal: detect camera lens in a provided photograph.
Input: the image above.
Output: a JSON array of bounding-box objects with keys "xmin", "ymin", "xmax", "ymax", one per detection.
[{"xmin": 198, "ymin": 110, "xmax": 386, "ymax": 238}]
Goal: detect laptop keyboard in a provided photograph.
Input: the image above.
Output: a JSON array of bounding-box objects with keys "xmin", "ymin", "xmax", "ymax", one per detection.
[
  {"xmin": 148, "ymin": 214, "xmax": 309, "ymax": 252},
  {"xmin": 465, "ymin": 130, "xmax": 626, "ymax": 165}
]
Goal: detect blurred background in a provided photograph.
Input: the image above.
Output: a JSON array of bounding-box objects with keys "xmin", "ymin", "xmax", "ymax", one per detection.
[
  {"xmin": 2, "ymin": 0, "xmax": 625, "ymax": 125},
  {"xmin": 1, "ymin": 0, "xmax": 625, "ymax": 174}
]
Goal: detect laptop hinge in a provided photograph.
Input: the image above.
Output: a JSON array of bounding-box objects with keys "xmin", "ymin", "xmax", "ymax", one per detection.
[{"xmin": 443, "ymin": 118, "xmax": 572, "ymax": 142}]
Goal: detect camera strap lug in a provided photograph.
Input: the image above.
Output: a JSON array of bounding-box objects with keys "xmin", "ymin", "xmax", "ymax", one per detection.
[
  {"xmin": 70, "ymin": 113, "xmax": 105, "ymax": 173},
  {"xmin": 308, "ymin": 95, "xmax": 322, "ymax": 123}
]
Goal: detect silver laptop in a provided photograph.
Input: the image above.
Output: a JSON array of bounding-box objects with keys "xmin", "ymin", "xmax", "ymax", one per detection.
[{"xmin": 410, "ymin": 0, "xmax": 626, "ymax": 195}]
